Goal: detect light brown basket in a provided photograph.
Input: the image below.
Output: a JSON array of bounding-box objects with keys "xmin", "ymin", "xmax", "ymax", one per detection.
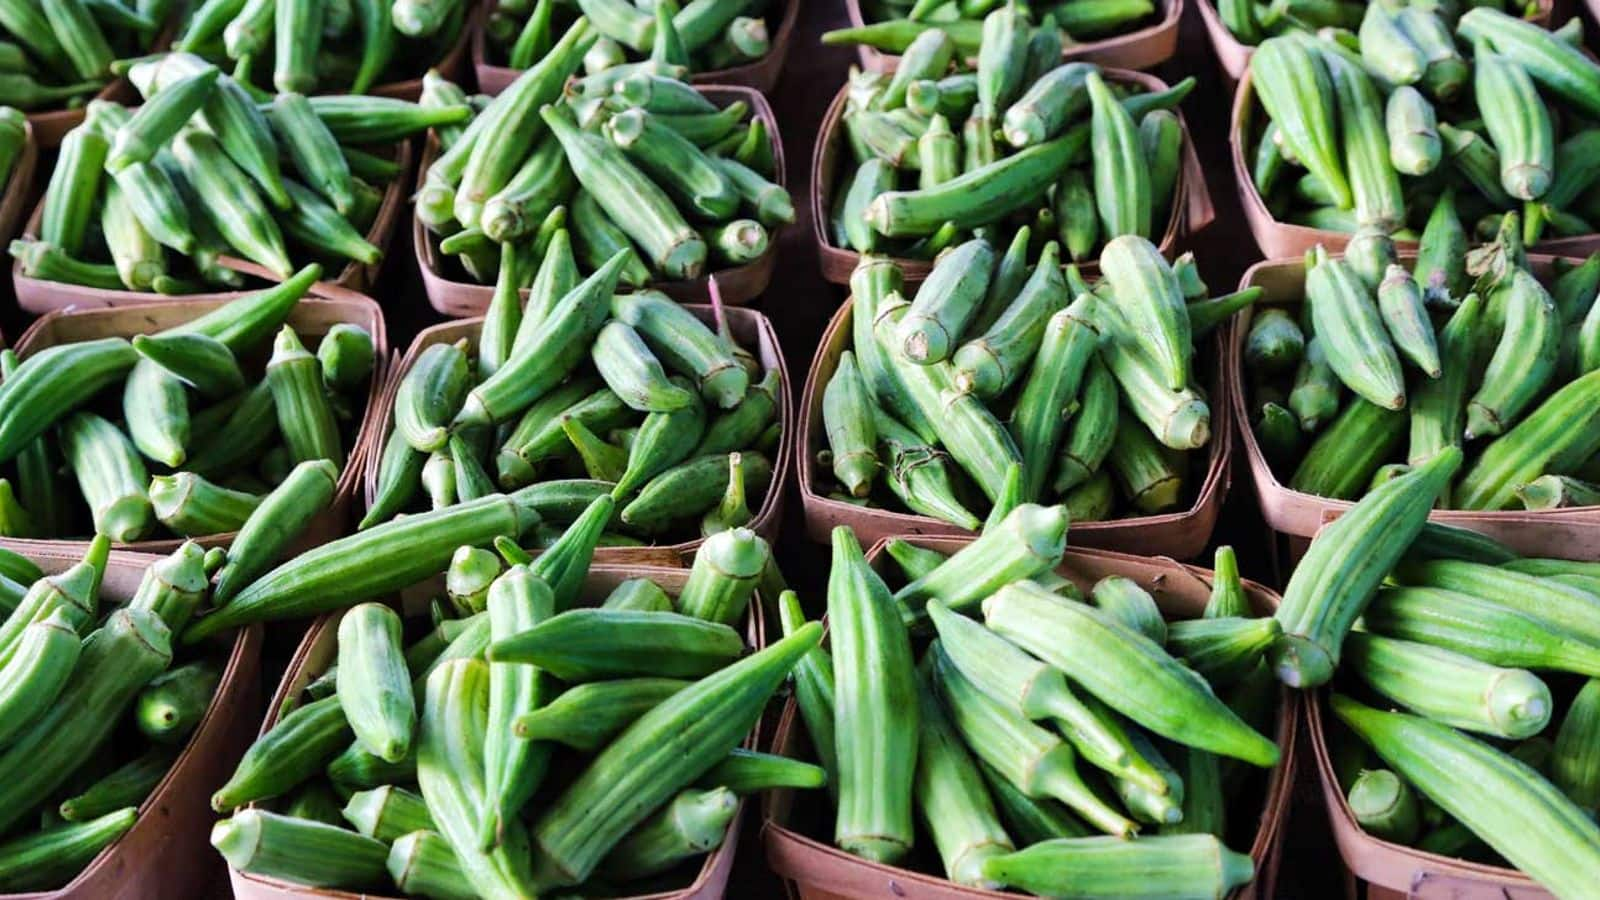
[
  {"xmin": 13, "ymin": 140, "xmax": 411, "ymax": 312},
  {"xmin": 810, "ymin": 69, "xmax": 1214, "ymax": 288},
  {"xmin": 0, "ymin": 291, "xmax": 389, "ymax": 557},
  {"xmin": 1306, "ymin": 691, "xmax": 1555, "ymax": 900},
  {"xmin": 840, "ymin": 0, "xmax": 1184, "ymax": 73},
  {"xmin": 227, "ymin": 565, "xmax": 766, "ymax": 900},
  {"xmin": 1197, "ymin": 0, "xmax": 1556, "ymax": 85},
  {"xmin": 1, "ymin": 547, "xmax": 262, "ymax": 900},
  {"xmin": 414, "ymin": 85, "xmax": 785, "ymax": 316},
  {"xmin": 364, "ymin": 304, "xmax": 790, "ymax": 567},
  {"xmin": 1229, "ymin": 67, "xmax": 1598, "ymax": 260},
  {"xmin": 763, "ymin": 537, "xmax": 1297, "ymax": 900},
  {"xmin": 796, "ymin": 297, "xmax": 1233, "ymax": 558},
  {"xmin": 470, "ymin": 0, "xmax": 799, "ymax": 94},
  {"xmin": 1227, "ymin": 252, "xmax": 1600, "ymax": 556}
]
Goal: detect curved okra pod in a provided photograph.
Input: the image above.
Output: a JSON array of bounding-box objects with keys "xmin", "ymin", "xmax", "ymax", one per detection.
[
  {"xmin": 591, "ymin": 322, "xmax": 697, "ymax": 413},
  {"xmin": 132, "ymin": 332, "xmax": 246, "ymax": 399},
  {"xmin": 0, "ymin": 339, "xmax": 138, "ymax": 465},
  {"xmin": 458, "ymin": 250, "xmax": 632, "ymax": 428},
  {"xmin": 541, "ymin": 101, "xmax": 705, "ymax": 280},
  {"xmin": 1273, "ymin": 449, "xmax": 1461, "ymax": 688},
  {"xmin": 1009, "ymin": 296, "xmax": 1101, "ymax": 501},
  {"xmin": 611, "ymin": 291, "xmax": 748, "ymax": 409},
  {"xmin": 952, "ymin": 241, "xmax": 1069, "ymax": 400},
  {"xmin": 984, "ymin": 582, "xmax": 1280, "ymax": 768},
  {"xmin": 183, "ymin": 493, "xmax": 542, "ymax": 642}
]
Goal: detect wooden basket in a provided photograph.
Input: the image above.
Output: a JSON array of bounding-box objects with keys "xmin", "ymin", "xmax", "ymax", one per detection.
[
  {"xmin": 1306, "ymin": 691, "xmax": 1555, "ymax": 900},
  {"xmin": 469, "ymin": 0, "xmax": 799, "ymax": 95},
  {"xmin": 414, "ymin": 86, "xmax": 784, "ymax": 316},
  {"xmin": 228, "ymin": 564, "xmax": 765, "ymax": 900},
  {"xmin": 1197, "ymin": 0, "xmax": 1556, "ymax": 85},
  {"xmin": 0, "ymin": 117, "xmax": 38, "ymax": 248},
  {"xmin": 1, "ymin": 547, "xmax": 262, "ymax": 900},
  {"xmin": 1225, "ymin": 252, "xmax": 1600, "ymax": 556},
  {"xmin": 12, "ymin": 141, "xmax": 412, "ymax": 312},
  {"xmin": 1229, "ymin": 68, "xmax": 1598, "ymax": 260},
  {"xmin": 840, "ymin": 0, "xmax": 1184, "ymax": 73},
  {"xmin": 763, "ymin": 537, "xmax": 1298, "ymax": 900},
  {"xmin": 0, "ymin": 291, "xmax": 389, "ymax": 557},
  {"xmin": 810, "ymin": 69, "xmax": 1215, "ymax": 288},
  {"xmin": 796, "ymin": 297, "xmax": 1233, "ymax": 559},
  {"xmin": 364, "ymin": 305, "xmax": 791, "ymax": 567}
]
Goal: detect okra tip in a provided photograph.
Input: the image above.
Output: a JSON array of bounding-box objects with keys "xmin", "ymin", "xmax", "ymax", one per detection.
[
  {"xmin": 209, "ymin": 814, "xmax": 249, "ymax": 861},
  {"xmin": 1269, "ymin": 633, "xmax": 1334, "ymax": 690}
]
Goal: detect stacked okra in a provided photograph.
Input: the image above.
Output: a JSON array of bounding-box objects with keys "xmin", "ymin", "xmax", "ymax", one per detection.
[
  {"xmin": 780, "ymin": 521, "xmax": 1278, "ymax": 896},
  {"xmin": 826, "ymin": 0, "xmax": 1161, "ymax": 54},
  {"xmin": 0, "ymin": 0, "xmax": 166, "ymax": 110},
  {"xmin": 482, "ymin": 0, "xmax": 783, "ymax": 77},
  {"xmin": 1249, "ymin": 9, "xmax": 1600, "ymax": 242},
  {"xmin": 0, "ymin": 269, "xmax": 374, "ymax": 543},
  {"xmin": 826, "ymin": 2, "xmax": 1194, "ymax": 265},
  {"xmin": 176, "ymin": 0, "xmax": 465, "ymax": 94},
  {"xmin": 367, "ymin": 265, "xmax": 781, "ymax": 546},
  {"xmin": 419, "ymin": 17, "xmax": 792, "ymax": 289},
  {"xmin": 209, "ymin": 508, "xmax": 826, "ymax": 896},
  {"xmin": 11, "ymin": 51, "xmax": 449, "ymax": 294},
  {"xmin": 1217, "ymin": 0, "xmax": 1541, "ymax": 46},
  {"xmin": 1263, "ymin": 451, "xmax": 1600, "ymax": 895},
  {"xmin": 0, "ymin": 538, "xmax": 229, "ymax": 892},
  {"xmin": 1242, "ymin": 208, "xmax": 1600, "ymax": 510},
  {"xmin": 820, "ymin": 236, "xmax": 1250, "ymax": 529}
]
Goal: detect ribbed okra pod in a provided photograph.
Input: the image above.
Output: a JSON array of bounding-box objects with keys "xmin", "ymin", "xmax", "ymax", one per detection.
[
  {"xmin": 1274, "ymin": 449, "xmax": 1461, "ymax": 687},
  {"xmin": 0, "ymin": 609, "xmax": 171, "ymax": 835},
  {"xmin": 829, "ymin": 526, "xmax": 919, "ymax": 863},
  {"xmin": 931, "ymin": 640, "xmax": 1137, "ymax": 837},
  {"xmin": 1333, "ymin": 694, "xmax": 1600, "ymax": 899},
  {"xmin": 1009, "ymin": 297, "xmax": 1100, "ymax": 501},
  {"xmin": 1344, "ymin": 631, "xmax": 1551, "ymax": 739},
  {"xmin": 928, "ymin": 600, "xmax": 1165, "ymax": 793},
  {"xmin": 185, "ymin": 494, "xmax": 540, "ymax": 642},
  {"xmin": 527, "ymin": 621, "xmax": 821, "ymax": 886},
  {"xmin": 981, "ymin": 834, "xmax": 1254, "ymax": 898},
  {"xmin": 985, "ymin": 581, "xmax": 1280, "ymax": 768},
  {"xmin": 61, "ymin": 411, "xmax": 152, "ymax": 543},
  {"xmin": 913, "ymin": 665, "xmax": 1012, "ymax": 888},
  {"xmin": 895, "ymin": 503, "xmax": 1068, "ymax": 617},
  {"xmin": 341, "ymin": 786, "xmax": 435, "ymax": 843},
  {"xmin": 480, "ymin": 566, "xmax": 555, "ymax": 851},
  {"xmin": 416, "ymin": 659, "xmax": 540, "ymax": 898}
]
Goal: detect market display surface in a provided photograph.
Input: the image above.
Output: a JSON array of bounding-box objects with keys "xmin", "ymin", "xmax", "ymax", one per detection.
[{"xmin": 0, "ymin": 0, "xmax": 1598, "ymax": 898}]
